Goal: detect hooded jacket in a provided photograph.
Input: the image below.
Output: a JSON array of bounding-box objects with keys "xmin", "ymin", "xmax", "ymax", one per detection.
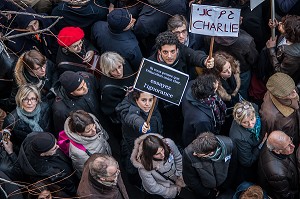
[
  {"xmin": 7, "ymin": 7, "xmax": 58, "ymax": 61},
  {"xmin": 17, "ymin": 132, "xmax": 77, "ymax": 197},
  {"xmin": 64, "ymin": 113, "xmax": 111, "ymax": 174},
  {"xmin": 130, "ymin": 133, "xmax": 183, "ymax": 198}
]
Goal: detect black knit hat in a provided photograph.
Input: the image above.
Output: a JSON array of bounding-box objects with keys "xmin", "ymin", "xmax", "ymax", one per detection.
[
  {"xmin": 59, "ymin": 71, "xmax": 83, "ymax": 93},
  {"xmin": 31, "ymin": 132, "xmax": 56, "ymax": 154},
  {"xmin": 107, "ymin": 9, "xmax": 131, "ymax": 33}
]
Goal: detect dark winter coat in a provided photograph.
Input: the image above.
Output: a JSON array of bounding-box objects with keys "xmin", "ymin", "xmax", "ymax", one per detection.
[
  {"xmin": 133, "ymin": 0, "xmax": 187, "ymax": 55},
  {"xmin": 51, "ymin": 1, "xmax": 108, "ymax": 34},
  {"xmin": 52, "ymin": 72, "xmax": 101, "ymax": 133},
  {"xmin": 229, "ymin": 104, "xmax": 261, "ymax": 167},
  {"xmin": 182, "ymin": 135, "xmax": 237, "ymax": 198},
  {"xmin": 17, "ymin": 132, "xmax": 77, "ymax": 197},
  {"xmin": 77, "ymin": 153, "xmax": 129, "ymax": 199},
  {"xmin": 56, "ymin": 39, "xmax": 97, "ymax": 75},
  {"xmin": 260, "ymin": 91, "xmax": 300, "ymax": 145},
  {"xmin": 7, "ymin": 8, "xmax": 58, "ymax": 62},
  {"xmin": 3, "ymin": 102, "xmax": 52, "ymax": 152},
  {"xmin": 91, "ymin": 21, "xmax": 142, "ymax": 72},
  {"xmin": 268, "ymin": 37, "xmax": 300, "ymax": 84},
  {"xmin": 182, "ymin": 81, "xmax": 221, "ymax": 147},
  {"xmin": 210, "ymin": 29, "xmax": 259, "ymax": 73},
  {"xmin": 99, "ymin": 62, "xmax": 136, "ymax": 122},
  {"xmin": 115, "ymin": 93, "xmax": 163, "ymax": 149},
  {"xmin": 149, "ymin": 44, "xmax": 208, "ymax": 80},
  {"xmin": 0, "ymin": 171, "xmax": 24, "ymax": 199},
  {"xmin": 0, "ymin": 43, "xmax": 16, "ymax": 110},
  {"xmin": 258, "ymin": 145, "xmax": 299, "ymax": 199}
]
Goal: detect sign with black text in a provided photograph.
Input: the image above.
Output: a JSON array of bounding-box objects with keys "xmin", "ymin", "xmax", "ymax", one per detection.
[
  {"xmin": 134, "ymin": 59, "xmax": 189, "ymax": 105},
  {"xmin": 190, "ymin": 4, "xmax": 241, "ymax": 37}
]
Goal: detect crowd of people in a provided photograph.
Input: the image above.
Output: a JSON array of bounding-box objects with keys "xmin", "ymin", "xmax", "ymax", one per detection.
[{"xmin": 0, "ymin": 0, "xmax": 299, "ymax": 198}]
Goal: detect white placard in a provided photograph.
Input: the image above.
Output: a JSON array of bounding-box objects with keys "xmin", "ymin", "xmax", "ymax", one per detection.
[
  {"xmin": 250, "ymin": 0, "xmax": 265, "ymax": 10},
  {"xmin": 190, "ymin": 4, "xmax": 241, "ymax": 37}
]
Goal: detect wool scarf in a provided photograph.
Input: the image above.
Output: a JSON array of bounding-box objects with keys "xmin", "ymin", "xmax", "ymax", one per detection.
[{"xmin": 16, "ymin": 104, "xmax": 43, "ymax": 132}]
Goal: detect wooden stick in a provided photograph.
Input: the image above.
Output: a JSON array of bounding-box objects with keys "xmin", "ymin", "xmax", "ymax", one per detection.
[
  {"xmin": 209, "ymin": 36, "xmax": 214, "ymax": 59},
  {"xmin": 146, "ymin": 96, "xmax": 157, "ymax": 125},
  {"xmin": 270, "ymin": 0, "xmax": 276, "ymax": 40}
]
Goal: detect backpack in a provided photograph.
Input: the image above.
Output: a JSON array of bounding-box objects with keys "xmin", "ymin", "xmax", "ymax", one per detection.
[{"xmin": 57, "ymin": 130, "xmax": 91, "ymax": 157}]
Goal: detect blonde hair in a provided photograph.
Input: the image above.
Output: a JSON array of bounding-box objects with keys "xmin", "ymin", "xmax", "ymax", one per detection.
[
  {"xmin": 15, "ymin": 84, "xmax": 41, "ymax": 108},
  {"xmin": 100, "ymin": 52, "xmax": 125, "ymax": 76},
  {"xmin": 233, "ymin": 101, "xmax": 255, "ymax": 124}
]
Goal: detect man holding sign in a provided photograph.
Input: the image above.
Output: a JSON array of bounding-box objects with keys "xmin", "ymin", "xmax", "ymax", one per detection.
[{"xmin": 148, "ymin": 31, "xmax": 213, "ymax": 145}]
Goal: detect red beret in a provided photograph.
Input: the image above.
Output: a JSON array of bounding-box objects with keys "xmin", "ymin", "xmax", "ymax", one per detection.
[{"xmin": 57, "ymin": 27, "xmax": 84, "ymax": 47}]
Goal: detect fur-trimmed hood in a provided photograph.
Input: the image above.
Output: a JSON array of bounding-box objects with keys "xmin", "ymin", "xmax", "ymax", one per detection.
[
  {"xmin": 130, "ymin": 133, "xmax": 164, "ymax": 169},
  {"xmin": 64, "ymin": 112, "xmax": 109, "ymax": 145},
  {"xmin": 217, "ymin": 61, "xmax": 241, "ymax": 102}
]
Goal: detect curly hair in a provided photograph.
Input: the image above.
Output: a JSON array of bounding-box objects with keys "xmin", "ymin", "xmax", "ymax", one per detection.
[
  {"xmin": 155, "ymin": 31, "xmax": 180, "ymax": 50},
  {"xmin": 191, "ymin": 74, "xmax": 217, "ymax": 100},
  {"xmin": 282, "ymin": 15, "xmax": 300, "ymax": 43}
]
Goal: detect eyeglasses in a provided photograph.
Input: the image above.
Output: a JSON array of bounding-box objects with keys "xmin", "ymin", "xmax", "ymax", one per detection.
[
  {"xmin": 172, "ymin": 29, "xmax": 187, "ymax": 36},
  {"xmin": 22, "ymin": 97, "xmax": 38, "ymax": 103},
  {"xmin": 236, "ymin": 103, "xmax": 251, "ymax": 114},
  {"xmin": 32, "ymin": 64, "xmax": 46, "ymax": 71}
]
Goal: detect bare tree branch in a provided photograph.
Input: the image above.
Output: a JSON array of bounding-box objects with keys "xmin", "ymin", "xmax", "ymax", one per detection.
[
  {"xmin": 0, "ymin": 11, "xmax": 62, "ymax": 19},
  {"xmin": 2, "ymin": 17, "xmax": 62, "ymax": 41}
]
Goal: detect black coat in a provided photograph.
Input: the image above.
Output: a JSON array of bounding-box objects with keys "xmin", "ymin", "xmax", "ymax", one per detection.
[
  {"xmin": 6, "ymin": 8, "xmax": 58, "ymax": 62},
  {"xmin": 91, "ymin": 21, "xmax": 142, "ymax": 72},
  {"xmin": 51, "ymin": 1, "xmax": 108, "ymax": 34},
  {"xmin": 148, "ymin": 44, "xmax": 207, "ymax": 80},
  {"xmin": 99, "ymin": 61, "xmax": 136, "ymax": 121},
  {"xmin": 17, "ymin": 132, "xmax": 77, "ymax": 197},
  {"xmin": 258, "ymin": 146, "xmax": 299, "ymax": 199},
  {"xmin": 183, "ymin": 135, "xmax": 237, "ymax": 198},
  {"xmin": 115, "ymin": 93, "xmax": 163, "ymax": 149},
  {"xmin": 182, "ymin": 82, "xmax": 220, "ymax": 147},
  {"xmin": 3, "ymin": 102, "xmax": 52, "ymax": 153},
  {"xmin": 133, "ymin": 0, "xmax": 187, "ymax": 56},
  {"xmin": 52, "ymin": 72, "xmax": 101, "ymax": 133},
  {"xmin": 56, "ymin": 39, "xmax": 97, "ymax": 75}
]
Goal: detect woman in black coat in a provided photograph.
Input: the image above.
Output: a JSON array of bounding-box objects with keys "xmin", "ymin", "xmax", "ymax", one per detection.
[
  {"xmin": 3, "ymin": 84, "xmax": 52, "ymax": 153},
  {"xmin": 229, "ymin": 101, "xmax": 267, "ymax": 183}
]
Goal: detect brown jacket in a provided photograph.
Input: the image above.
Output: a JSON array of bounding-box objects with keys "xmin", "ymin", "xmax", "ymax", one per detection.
[
  {"xmin": 77, "ymin": 154, "xmax": 129, "ymax": 199},
  {"xmin": 260, "ymin": 91, "xmax": 300, "ymax": 143}
]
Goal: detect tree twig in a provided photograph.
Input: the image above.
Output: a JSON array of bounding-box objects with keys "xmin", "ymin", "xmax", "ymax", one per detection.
[{"xmin": 2, "ymin": 17, "xmax": 62, "ymax": 41}]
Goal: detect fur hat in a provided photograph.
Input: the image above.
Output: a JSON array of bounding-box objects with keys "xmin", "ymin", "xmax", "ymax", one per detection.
[
  {"xmin": 107, "ymin": 9, "xmax": 131, "ymax": 33},
  {"xmin": 266, "ymin": 73, "xmax": 295, "ymax": 98},
  {"xmin": 59, "ymin": 71, "xmax": 83, "ymax": 93},
  {"xmin": 57, "ymin": 27, "xmax": 84, "ymax": 47}
]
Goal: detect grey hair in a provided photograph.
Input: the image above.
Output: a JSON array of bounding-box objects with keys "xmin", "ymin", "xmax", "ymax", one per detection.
[
  {"xmin": 89, "ymin": 154, "xmax": 118, "ymax": 179},
  {"xmin": 100, "ymin": 52, "xmax": 125, "ymax": 76}
]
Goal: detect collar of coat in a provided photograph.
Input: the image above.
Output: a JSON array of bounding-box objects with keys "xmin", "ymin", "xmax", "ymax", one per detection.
[{"xmin": 269, "ymin": 93, "xmax": 294, "ymax": 117}]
